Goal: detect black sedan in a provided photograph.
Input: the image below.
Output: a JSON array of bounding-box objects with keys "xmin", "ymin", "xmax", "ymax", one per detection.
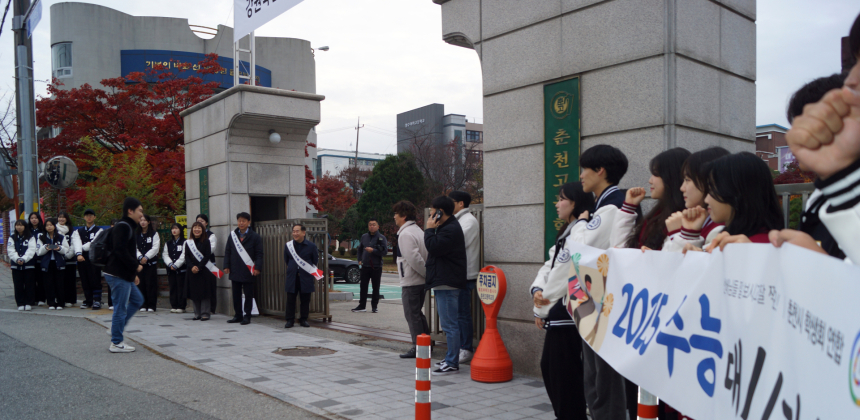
[{"xmin": 327, "ymin": 255, "xmax": 360, "ymax": 283}]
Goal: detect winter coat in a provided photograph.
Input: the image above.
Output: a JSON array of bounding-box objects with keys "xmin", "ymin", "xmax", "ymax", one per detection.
[
  {"xmin": 75, "ymin": 225, "xmax": 103, "ymax": 261},
  {"xmin": 454, "ymin": 208, "xmax": 480, "ymax": 280},
  {"xmin": 283, "ymin": 238, "xmax": 319, "ymax": 294},
  {"xmin": 224, "ymin": 228, "xmax": 264, "ymax": 283},
  {"xmin": 104, "ymin": 217, "xmax": 138, "ymax": 282},
  {"xmin": 396, "ymin": 221, "xmax": 427, "ymax": 287},
  {"xmin": 569, "ymin": 185, "xmax": 625, "ymax": 250},
  {"xmin": 8, "ymin": 234, "xmax": 36, "ymax": 270},
  {"xmin": 37, "ymin": 232, "xmax": 69, "ymax": 271},
  {"xmin": 136, "ymin": 229, "xmax": 160, "ymax": 266},
  {"xmin": 185, "ymin": 237, "xmax": 215, "ymax": 301},
  {"xmin": 57, "ymin": 224, "xmax": 79, "ymax": 265},
  {"xmin": 423, "ymin": 216, "xmax": 467, "ymax": 290},
  {"xmin": 163, "ymin": 237, "xmax": 187, "ymax": 273},
  {"xmin": 357, "ymin": 231, "xmax": 388, "ymax": 268}
]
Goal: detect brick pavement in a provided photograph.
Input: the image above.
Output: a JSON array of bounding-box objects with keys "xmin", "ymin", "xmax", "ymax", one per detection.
[{"xmin": 0, "ymin": 263, "xmax": 555, "ymax": 420}]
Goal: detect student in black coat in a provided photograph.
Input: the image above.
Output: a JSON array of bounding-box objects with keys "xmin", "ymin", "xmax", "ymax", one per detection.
[
  {"xmin": 136, "ymin": 214, "xmax": 160, "ymax": 312},
  {"xmin": 224, "ymin": 212, "xmax": 264, "ymax": 325},
  {"xmin": 36, "ymin": 218, "xmax": 70, "ymax": 310},
  {"xmin": 283, "ymin": 224, "xmax": 319, "ymax": 328},
  {"xmin": 163, "ymin": 223, "xmax": 187, "ymax": 313},
  {"xmin": 27, "ymin": 212, "xmax": 46, "ymax": 306},
  {"xmin": 185, "ymin": 222, "xmax": 215, "ymax": 321}
]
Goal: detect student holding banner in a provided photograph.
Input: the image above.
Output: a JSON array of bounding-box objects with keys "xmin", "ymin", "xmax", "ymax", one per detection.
[
  {"xmin": 283, "ymin": 223, "xmax": 322, "ymax": 328},
  {"xmin": 530, "ymin": 182, "xmax": 593, "ymax": 420},
  {"xmin": 186, "ymin": 222, "xmax": 219, "ymax": 321},
  {"xmin": 224, "ymin": 212, "xmax": 263, "ymax": 325}
]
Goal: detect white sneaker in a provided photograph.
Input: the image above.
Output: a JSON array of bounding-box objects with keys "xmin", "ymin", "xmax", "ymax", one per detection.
[
  {"xmin": 147, "ymin": 309, "xmax": 154, "ymax": 312},
  {"xmin": 49, "ymin": 307, "xmax": 56, "ymax": 310},
  {"xmin": 169, "ymin": 309, "xmax": 176, "ymax": 313},
  {"xmin": 37, "ymin": 301, "xmax": 45, "ymax": 307},
  {"xmin": 109, "ymin": 306, "xmax": 114, "ymax": 310},
  {"xmin": 64, "ymin": 303, "xmax": 72, "ymax": 308},
  {"xmin": 176, "ymin": 309, "xmax": 184, "ymax": 314},
  {"xmin": 24, "ymin": 305, "xmax": 32, "ymax": 311},
  {"xmin": 459, "ymin": 349, "xmax": 473, "ymax": 364},
  {"xmin": 56, "ymin": 306, "xmax": 63, "ymax": 311},
  {"xmin": 140, "ymin": 308, "xmax": 146, "ymax": 312},
  {"xmin": 17, "ymin": 306, "xmax": 24, "ymax": 311},
  {"xmin": 109, "ymin": 342, "xmax": 135, "ymax": 353}
]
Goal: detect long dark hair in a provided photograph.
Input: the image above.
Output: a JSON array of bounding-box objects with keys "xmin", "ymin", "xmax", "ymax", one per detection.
[
  {"xmin": 707, "ymin": 152, "xmax": 783, "ymax": 236},
  {"xmin": 682, "ymin": 147, "xmax": 730, "ymax": 205},
  {"xmin": 57, "ymin": 211, "xmax": 75, "ymax": 231},
  {"xmin": 13, "ymin": 220, "xmax": 31, "ymax": 240},
  {"xmin": 137, "ymin": 214, "xmax": 153, "ymax": 235},
  {"xmin": 27, "ymin": 212, "xmax": 44, "ymax": 232},
  {"xmin": 170, "ymin": 223, "xmax": 185, "ymax": 240},
  {"xmin": 556, "ymin": 182, "xmax": 595, "ymax": 241},
  {"xmin": 627, "ymin": 148, "xmax": 691, "ymax": 249},
  {"xmin": 41, "ymin": 218, "xmax": 61, "ymax": 244}
]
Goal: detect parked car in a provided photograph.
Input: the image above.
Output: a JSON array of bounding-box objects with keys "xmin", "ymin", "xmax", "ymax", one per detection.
[{"xmin": 328, "ymin": 255, "xmax": 360, "ymax": 284}]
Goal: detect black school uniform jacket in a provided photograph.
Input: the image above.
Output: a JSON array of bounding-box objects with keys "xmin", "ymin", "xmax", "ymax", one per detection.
[{"xmin": 136, "ymin": 229, "xmax": 160, "ymax": 267}]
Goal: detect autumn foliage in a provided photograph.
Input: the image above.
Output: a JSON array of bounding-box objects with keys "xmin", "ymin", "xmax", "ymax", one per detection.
[{"xmin": 316, "ymin": 174, "xmax": 358, "ymax": 237}]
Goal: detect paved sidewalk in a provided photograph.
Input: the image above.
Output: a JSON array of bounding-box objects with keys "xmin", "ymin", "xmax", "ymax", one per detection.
[{"xmin": 0, "ymin": 263, "xmax": 554, "ymax": 420}]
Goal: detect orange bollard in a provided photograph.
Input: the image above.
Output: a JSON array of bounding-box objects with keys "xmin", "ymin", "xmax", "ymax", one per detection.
[
  {"xmin": 470, "ymin": 266, "xmax": 513, "ymax": 383},
  {"xmin": 638, "ymin": 389, "xmax": 658, "ymax": 420},
  {"xmin": 415, "ymin": 334, "xmax": 431, "ymax": 420}
]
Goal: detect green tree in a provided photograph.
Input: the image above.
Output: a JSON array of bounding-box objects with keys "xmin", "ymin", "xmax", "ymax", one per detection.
[{"xmin": 352, "ymin": 154, "xmax": 425, "ymax": 240}]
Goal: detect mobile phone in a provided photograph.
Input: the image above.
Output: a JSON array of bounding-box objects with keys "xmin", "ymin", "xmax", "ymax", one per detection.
[{"xmin": 434, "ymin": 210, "xmax": 442, "ymax": 221}]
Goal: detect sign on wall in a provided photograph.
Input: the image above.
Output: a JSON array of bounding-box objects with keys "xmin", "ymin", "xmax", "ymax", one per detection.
[
  {"xmin": 543, "ymin": 78, "xmax": 581, "ymax": 255},
  {"xmin": 120, "ymin": 50, "xmax": 272, "ymax": 90}
]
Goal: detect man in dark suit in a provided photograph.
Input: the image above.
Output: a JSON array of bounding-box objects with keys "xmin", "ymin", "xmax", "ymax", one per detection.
[
  {"xmin": 283, "ymin": 224, "xmax": 319, "ymax": 328},
  {"xmin": 223, "ymin": 212, "xmax": 264, "ymax": 325}
]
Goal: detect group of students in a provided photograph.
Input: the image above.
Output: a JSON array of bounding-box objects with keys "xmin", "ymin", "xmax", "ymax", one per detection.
[{"xmin": 531, "ymin": 13, "xmax": 860, "ymax": 420}]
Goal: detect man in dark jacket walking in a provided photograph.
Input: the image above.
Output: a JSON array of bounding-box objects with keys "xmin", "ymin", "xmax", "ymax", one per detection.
[
  {"xmin": 224, "ymin": 212, "xmax": 264, "ymax": 325},
  {"xmin": 103, "ymin": 197, "xmax": 144, "ymax": 353},
  {"xmin": 424, "ymin": 196, "xmax": 467, "ymax": 375},
  {"xmin": 283, "ymin": 224, "xmax": 320, "ymax": 328},
  {"xmin": 352, "ymin": 219, "xmax": 388, "ymax": 313}
]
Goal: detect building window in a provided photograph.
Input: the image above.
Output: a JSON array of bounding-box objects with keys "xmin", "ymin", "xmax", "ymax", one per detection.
[
  {"xmin": 52, "ymin": 43, "xmax": 73, "ymax": 79},
  {"xmin": 466, "ymin": 130, "xmax": 482, "ymax": 143}
]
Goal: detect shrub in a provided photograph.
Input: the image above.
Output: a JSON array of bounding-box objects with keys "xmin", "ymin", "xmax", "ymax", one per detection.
[
  {"xmin": 350, "ymin": 248, "xmax": 358, "ymax": 256},
  {"xmin": 338, "ymin": 248, "xmax": 345, "ymax": 256}
]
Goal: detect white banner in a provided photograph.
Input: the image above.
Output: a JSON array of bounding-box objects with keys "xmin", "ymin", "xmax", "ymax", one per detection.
[
  {"xmin": 234, "ymin": 0, "xmax": 306, "ymax": 42},
  {"xmin": 562, "ymin": 242, "xmax": 860, "ymax": 419}
]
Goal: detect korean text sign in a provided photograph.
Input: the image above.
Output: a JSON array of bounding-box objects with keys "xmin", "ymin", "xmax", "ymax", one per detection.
[{"xmin": 234, "ymin": 0, "xmax": 306, "ymax": 42}]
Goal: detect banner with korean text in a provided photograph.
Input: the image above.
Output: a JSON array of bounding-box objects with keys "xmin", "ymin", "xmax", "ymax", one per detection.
[
  {"xmin": 563, "ymin": 242, "xmax": 860, "ymax": 419},
  {"xmin": 234, "ymin": 0, "xmax": 306, "ymax": 42}
]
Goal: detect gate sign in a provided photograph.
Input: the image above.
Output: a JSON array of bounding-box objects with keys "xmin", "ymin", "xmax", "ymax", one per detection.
[
  {"xmin": 234, "ymin": 0, "xmax": 306, "ymax": 42},
  {"xmin": 477, "ymin": 271, "xmax": 499, "ymax": 305}
]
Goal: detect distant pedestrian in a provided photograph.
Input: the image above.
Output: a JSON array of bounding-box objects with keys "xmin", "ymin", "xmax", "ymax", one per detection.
[
  {"xmin": 391, "ymin": 201, "xmax": 429, "ymax": 359},
  {"xmin": 424, "ymin": 196, "xmax": 467, "ymax": 375},
  {"xmin": 37, "ymin": 218, "xmax": 70, "ymax": 310},
  {"xmin": 75, "ymin": 209, "xmax": 104, "ymax": 310},
  {"xmin": 283, "ymin": 224, "xmax": 321, "ymax": 328},
  {"xmin": 104, "ymin": 197, "xmax": 145, "ymax": 353},
  {"xmin": 186, "ymin": 222, "xmax": 216, "ymax": 321},
  {"xmin": 351, "ymin": 219, "xmax": 388, "ymax": 313},
  {"xmin": 57, "ymin": 211, "xmax": 79, "ymax": 308},
  {"xmin": 196, "ymin": 214, "xmax": 218, "ymax": 312},
  {"xmin": 224, "ymin": 212, "xmax": 263, "ymax": 325},
  {"xmin": 162, "ymin": 223, "xmax": 187, "ymax": 313},
  {"xmin": 27, "ymin": 212, "xmax": 46, "ymax": 306},
  {"xmin": 136, "ymin": 214, "xmax": 160, "ymax": 312},
  {"xmin": 448, "ymin": 191, "xmax": 480, "ymax": 364},
  {"xmin": 8, "ymin": 220, "xmax": 37, "ymax": 311}
]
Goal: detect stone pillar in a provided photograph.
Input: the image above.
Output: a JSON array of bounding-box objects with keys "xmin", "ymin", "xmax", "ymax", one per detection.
[
  {"xmin": 433, "ymin": 0, "xmax": 756, "ymax": 376},
  {"xmin": 181, "ymin": 85, "xmax": 324, "ymax": 314}
]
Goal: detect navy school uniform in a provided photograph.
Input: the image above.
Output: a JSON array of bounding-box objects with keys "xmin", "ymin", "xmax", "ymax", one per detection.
[
  {"xmin": 30, "ymin": 227, "xmax": 45, "ymax": 304},
  {"xmin": 36, "ymin": 232, "xmax": 69, "ymax": 308},
  {"xmin": 76, "ymin": 224, "xmax": 105, "ymax": 306},
  {"xmin": 8, "ymin": 234, "xmax": 37, "ymax": 307},
  {"xmin": 136, "ymin": 229, "xmax": 161, "ymax": 311},
  {"xmin": 60, "ymin": 226, "xmax": 79, "ymax": 305},
  {"xmin": 163, "ymin": 237, "xmax": 187, "ymax": 310}
]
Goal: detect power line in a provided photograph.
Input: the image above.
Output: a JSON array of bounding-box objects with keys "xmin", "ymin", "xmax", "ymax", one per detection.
[
  {"xmin": 365, "ymin": 124, "xmax": 396, "ymax": 134},
  {"xmin": 316, "ymin": 126, "xmax": 354, "ymax": 135}
]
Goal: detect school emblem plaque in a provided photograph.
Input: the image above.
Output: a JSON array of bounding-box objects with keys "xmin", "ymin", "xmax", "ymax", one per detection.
[{"xmin": 551, "ymin": 91, "xmax": 572, "ymax": 120}]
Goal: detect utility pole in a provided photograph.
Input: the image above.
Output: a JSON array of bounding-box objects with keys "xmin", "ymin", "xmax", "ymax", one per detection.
[
  {"xmin": 11, "ymin": 0, "xmax": 39, "ymax": 218},
  {"xmin": 352, "ymin": 117, "xmax": 364, "ymax": 198}
]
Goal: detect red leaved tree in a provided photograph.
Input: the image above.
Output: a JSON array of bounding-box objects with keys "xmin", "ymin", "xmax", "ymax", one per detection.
[
  {"xmin": 316, "ymin": 173, "xmax": 358, "ymax": 237},
  {"xmin": 35, "ymin": 54, "xmax": 224, "ymax": 213},
  {"xmin": 773, "ymin": 162, "xmax": 815, "ymax": 185},
  {"xmin": 305, "ymin": 142, "xmax": 320, "ymax": 212}
]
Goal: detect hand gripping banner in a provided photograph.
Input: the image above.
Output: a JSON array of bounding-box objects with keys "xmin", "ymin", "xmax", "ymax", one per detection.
[
  {"xmin": 556, "ymin": 242, "xmax": 860, "ymax": 419},
  {"xmin": 186, "ymin": 239, "xmax": 223, "ymax": 279}
]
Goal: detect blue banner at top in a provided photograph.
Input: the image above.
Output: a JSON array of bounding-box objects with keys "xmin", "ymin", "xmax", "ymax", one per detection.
[{"xmin": 120, "ymin": 50, "xmax": 272, "ymax": 89}]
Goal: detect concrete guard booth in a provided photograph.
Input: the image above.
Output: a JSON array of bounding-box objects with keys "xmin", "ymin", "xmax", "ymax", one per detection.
[
  {"xmin": 180, "ymin": 85, "xmax": 325, "ymax": 315},
  {"xmin": 432, "ymin": 0, "xmax": 757, "ymax": 376}
]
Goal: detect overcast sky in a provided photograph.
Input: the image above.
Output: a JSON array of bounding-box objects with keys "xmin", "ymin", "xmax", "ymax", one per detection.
[{"xmin": 0, "ymin": 0, "xmax": 857, "ymax": 155}]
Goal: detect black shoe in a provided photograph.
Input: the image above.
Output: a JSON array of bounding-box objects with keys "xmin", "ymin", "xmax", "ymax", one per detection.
[
  {"xmin": 372, "ymin": 308, "xmax": 378, "ymax": 313},
  {"xmin": 351, "ymin": 306, "xmax": 366, "ymax": 312},
  {"xmin": 400, "ymin": 348, "xmax": 417, "ymax": 359},
  {"xmin": 192, "ymin": 316, "xmax": 201, "ymax": 321},
  {"xmin": 284, "ymin": 320, "xmax": 295, "ymax": 328},
  {"xmin": 300, "ymin": 320, "xmax": 310, "ymax": 328},
  {"xmin": 227, "ymin": 316, "xmax": 241, "ymax": 324},
  {"xmin": 201, "ymin": 315, "xmax": 210, "ymax": 321},
  {"xmin": 240, "ymin": 316, "xmax": 250, "ymax": 325}
]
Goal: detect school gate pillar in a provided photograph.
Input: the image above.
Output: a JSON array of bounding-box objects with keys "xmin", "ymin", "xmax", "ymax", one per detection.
[
  {"xmin": 433, "ymin": 0, "xmax": 756, "ymax": 376},
  {"xmin": 180, "ymin": 85, "xmax": 324, "ymax": 314}
]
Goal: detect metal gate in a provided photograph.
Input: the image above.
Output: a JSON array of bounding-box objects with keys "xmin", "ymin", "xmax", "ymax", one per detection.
[
  {"xmin": 254, "ymin": 218, "xmax": 331, "ymax": 321},
  {"xmin": 422, "ymin": 205, "xmax": 485, "ymax": 347}
]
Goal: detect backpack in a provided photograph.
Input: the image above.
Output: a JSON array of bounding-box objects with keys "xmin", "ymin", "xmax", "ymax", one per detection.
[{"xmin": 89, "ymin": 221, "xmax": 132, "ymax": 267}]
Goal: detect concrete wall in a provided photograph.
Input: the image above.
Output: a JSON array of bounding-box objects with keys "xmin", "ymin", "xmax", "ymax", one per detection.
[
  {"xmin": 433, "ymin": 0, "xmax": 756, "ymax": 376},
  {"xmin": 50, "ymin": 2, "xmax": 316, "ymax": 93}
]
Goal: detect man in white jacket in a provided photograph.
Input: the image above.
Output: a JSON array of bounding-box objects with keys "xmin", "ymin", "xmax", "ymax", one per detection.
[
  {"xmin": 449, "ymin": 191, "xmax": 480, "ymax": 364},
  {"xmin": 392, "ymin": 201, "xmax": 429, "ymax": 359}
]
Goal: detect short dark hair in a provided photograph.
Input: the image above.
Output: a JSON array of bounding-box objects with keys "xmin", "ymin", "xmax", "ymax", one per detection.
[
  {"xmin": 681, "ymin": 146, "xmax": 731, "ymax": 201},
  {"xmin": 122, "ymin": 197, "xmax": 142, "ymax": 218},
  {"xmin": 580, "ymin": 145, "xmax": 629, "ymax": 185},
  {"xmin": 431, "ymin": 196, "xmax": 455, "ymax": 217},
  {"xmin": 448, "ymin": 191, "xmax": 472, "ymax": 208},
  {"xmin": 237, "ymin": 212, "xmax": 251, "ymax": 221},
  {"xmin": 196, "ymin": 214, "xmax": 209, "ymax": 224},
  {"xmin": 368, "ymin": 218, "xmax": 379, "ymax": 225},
  {"xmin": 787, "ymin": 73, "xmax": 847, "ymax": 123},
  {"xmin": 707, "ymin": 152, "xmax": 784, "ymax": 237},
  {"xmin": 293, "ymin": 223, "xmax": 307, "ymax": 232},
  {"xmin": 850, "ymin": 12, "xmax": 860, "ymax": 58},
  {"xmin": 392, "ymin": 201, "xmax": 418, "ymax": 221}
]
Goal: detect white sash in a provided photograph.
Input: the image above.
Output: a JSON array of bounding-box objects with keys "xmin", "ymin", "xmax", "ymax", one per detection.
[
  {"xmin": 186, "ymin": 239, "xmax": 222, "ymax": 279},
  {"xmin": 287, "ymin": 240, "xmax": 324, "ymax": 280},
  {"xmin": 230, "ymin": 231, "xmax": 255, "ymax": 273}
]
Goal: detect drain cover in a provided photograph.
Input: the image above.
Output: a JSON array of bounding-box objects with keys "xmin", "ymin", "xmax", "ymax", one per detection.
[{"xmin": 273, "ymin": 346, "xmax": 337, "ymax": 357}]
